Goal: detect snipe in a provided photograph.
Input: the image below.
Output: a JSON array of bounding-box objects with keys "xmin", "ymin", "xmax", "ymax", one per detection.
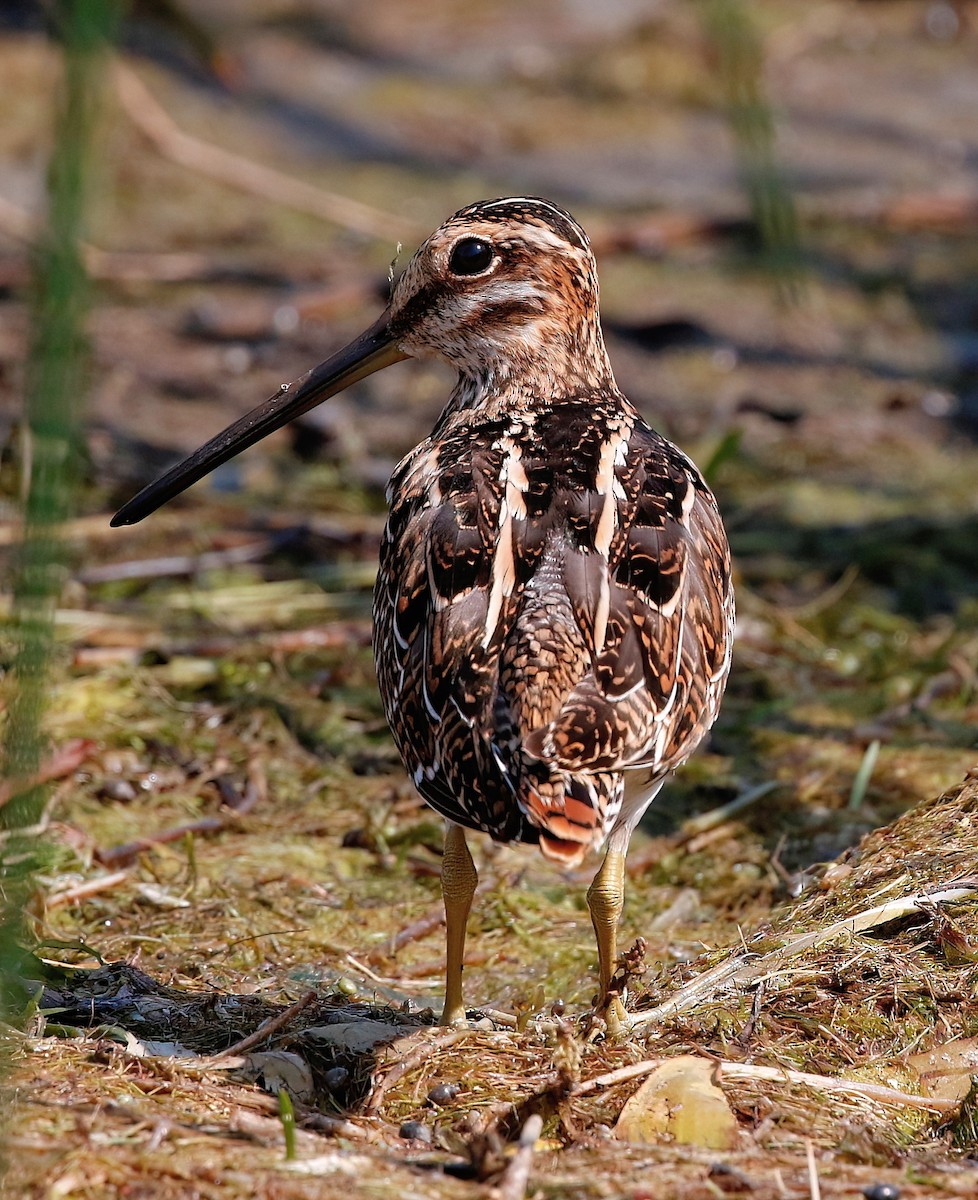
[{"xmin": 113, "ymin": 196, "xmax": 735, "ymax": 1030}]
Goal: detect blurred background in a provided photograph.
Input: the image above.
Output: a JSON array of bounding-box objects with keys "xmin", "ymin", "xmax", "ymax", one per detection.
[
  {"xmin": 1, "ymin": 0, "xmax": 976, "ymax": 507},
  {"xmin": 1, "ymin": 0, "xmax": 977, "ymax": 1044}
]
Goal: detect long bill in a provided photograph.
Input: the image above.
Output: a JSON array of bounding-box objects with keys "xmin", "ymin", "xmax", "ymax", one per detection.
[{"xmin": 110, "ymin": 311, "xmax": 407, "ymax": 527}]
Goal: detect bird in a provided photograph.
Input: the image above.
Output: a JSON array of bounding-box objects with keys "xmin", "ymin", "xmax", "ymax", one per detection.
[{"xmin": 112, "ymin": 196, "xmax": 735, "ymax": 1030}]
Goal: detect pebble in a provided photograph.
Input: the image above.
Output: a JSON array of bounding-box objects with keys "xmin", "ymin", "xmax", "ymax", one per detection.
[
  {"xmin": 98, "ymin": 778, "xmax": 138, "ymax": 803},
  {"xmin": 862, "ymin": 1185, "xmax": 900, "ymax": 1200},
  {"xmin": 399, "ymin": 1120, "xmax": 433, "ymax": 1143},
  {"xmin": 426, "ymin": 1082, "xmax": 460, "ymax": 1106},
  {"xmin": 322, "ymin": 1067, "xmax": 349, "ymax": 1091}
]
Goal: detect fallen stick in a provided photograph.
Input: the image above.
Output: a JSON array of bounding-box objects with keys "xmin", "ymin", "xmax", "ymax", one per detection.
[
  {"xmin": 0, "ymin": 193, "xmax": 219, "ymax": 284},
  {"xmin": 0, "ymin": 511, "xmax": 197, "ymax": 548},
  {"xmin": 630, "ymin": 880, "xmax": 978, "ymax": 1029},
  {"xmin": 206, "ymin": 989, "xmax": 318, "ymax": 1063},
  {"xmin": 113, "ymin": 60, "xmax": 421, "ymax": 244},
  {"xmin": 45, "ymin": 871, "xmax": 131, "ymax": 909},
  {"xmin": 0, "ymin": 739, "xmax": 96, "ymax": 810},
  {"xmin": 76, "ymin": 538, "xmax": 281, "ymax": 584},
  {"xmin": 722, "ymin": 1063, "xmax": 962, "ymax": 1115},
  {"xmin": 364, "ymin": 1029, "xmax": 464, "ymax": 1117},
  {"xmin": 95, "ymin": 816, "xmax": 229, "ymax": 867},
  {"xmin": 375, "ymin": 902, "xmax": 446, "ymax": 959},
  {"xmin": 95, "ymin": 761, "xmax": 266, "ymax": 865},
  {"xmin": 226, "ymin": 1107, "xmax": 371, "ymax": 1147},
  {"xmin": 573, "ymin": 1055, "xmax": 961, "ymax": 1114},
  {"xmin": 374, "ymin": 871, "xmax": 503, "ymax": 960},
  {"xmin": 492, "ymin": 1114, "xmax": 543, "ymax": 1200}
]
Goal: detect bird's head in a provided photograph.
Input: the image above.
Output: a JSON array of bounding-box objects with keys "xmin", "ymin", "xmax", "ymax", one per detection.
[
  {"xmin": 111, "ymin": 197, "xmax": 610, "ymax": 527},
  {"xmin": 386, "ymin": 196, "xmax": 607, "ymax": 386}
]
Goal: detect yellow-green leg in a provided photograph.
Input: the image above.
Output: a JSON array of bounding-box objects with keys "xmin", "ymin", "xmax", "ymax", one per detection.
[
  {"xmin": 441, "ymin": 823, "xmax": 478, "ymax": 1027},
  {"xmin": 586, "ymin": 848, "xmax": 628, "ymax": 1033}
]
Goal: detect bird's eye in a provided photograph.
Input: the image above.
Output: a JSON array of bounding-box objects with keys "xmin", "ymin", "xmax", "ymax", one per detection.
[{"xmin": 448, "ymin": 238, "xmax": 494, "ymax": 276}]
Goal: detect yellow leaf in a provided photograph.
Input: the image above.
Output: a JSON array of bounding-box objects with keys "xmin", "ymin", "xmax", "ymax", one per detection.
[
  {"xmin": 908, "ymin": 1038, "xmax": 978, "ymax": 1102},
  {"xmin": 614, "ymin": 1055, "xmax": 737, "ymax": 1149}
]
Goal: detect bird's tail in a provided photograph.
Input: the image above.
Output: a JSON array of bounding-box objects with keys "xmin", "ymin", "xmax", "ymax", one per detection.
[{"xmin": 522, "ymin": 771, "xmax": 621, "ymax": 866}]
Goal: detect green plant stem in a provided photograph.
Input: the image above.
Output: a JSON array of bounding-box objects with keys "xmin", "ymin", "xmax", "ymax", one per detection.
[
  {"xmin": 702, "ymin": 0, "xmax": 804, "ymax": 295},
  {"xmin": 848, "ymin": 739, "xmax": 881, "ymax": 811},
  {"xmin": 1, "ymin": 0, "xmax": 118, "ymax": 1015},
  {"xmin": 278, "ymin": 1089, "xmax": 297, "ymax": 1161}
]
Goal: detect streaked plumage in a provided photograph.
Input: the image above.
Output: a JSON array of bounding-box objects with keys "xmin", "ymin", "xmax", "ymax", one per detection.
[
  {"xmin": 111, "ymin": 196, "xmax": 735, "ymax": 1030},
  {"xmin": 375, "ymin": 396, "xmax": 731, "ymax": 862}
]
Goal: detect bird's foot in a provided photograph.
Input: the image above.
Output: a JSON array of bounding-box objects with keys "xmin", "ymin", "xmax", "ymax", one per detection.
[
  {"xmin": 586, "ymin": 991, "xmax": 632, "ymax": 1041},
  {"xmin": 440, "ymin": 1002, "xmax": 516, "ymax": 1030},
  {"xmin": 440, "ymin": 1000, "xmax": 471, "ymax": 1028},
  {"xmin": 603, "ymin": 994, "xmax": 631, "ymax": 1038}
]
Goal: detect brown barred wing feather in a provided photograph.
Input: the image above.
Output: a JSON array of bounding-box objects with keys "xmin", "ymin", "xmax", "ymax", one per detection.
[
  {"xmin": 373, "ymin": 441, "xmax": 531, "ymax": 841},
  {"xmin": 373, "ymin": 409, "xmax": 734, "ymax": 865},
  {"xmin": 516, "ymin": 427, "xmax": 733, "ymax": 855}
]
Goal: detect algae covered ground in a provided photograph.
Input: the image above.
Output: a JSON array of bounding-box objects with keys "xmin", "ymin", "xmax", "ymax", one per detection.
[{"xmin": 1, "ymin": 2, "xmax": 978, "ymax": 1196}]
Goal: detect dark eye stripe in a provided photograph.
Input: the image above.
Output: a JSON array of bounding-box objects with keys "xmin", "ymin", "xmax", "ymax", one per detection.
[{"xmin": 449, "ymin": 238, "xmax": 494, "ymax": 276}]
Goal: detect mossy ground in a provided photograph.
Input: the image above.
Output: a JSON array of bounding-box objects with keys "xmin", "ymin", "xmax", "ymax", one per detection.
[{"xmin": 2, "ymin": 3, "xmax": 978, "ymax": 1196}]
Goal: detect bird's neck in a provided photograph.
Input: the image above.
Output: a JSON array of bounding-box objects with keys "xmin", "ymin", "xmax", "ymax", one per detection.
[{"xmin": 444, "ymin": 331, "xmax": 617, "ymax": 423}]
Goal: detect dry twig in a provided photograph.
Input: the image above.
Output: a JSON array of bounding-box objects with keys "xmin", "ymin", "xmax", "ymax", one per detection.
[
  {"xmin": 76, "ymin": 537, "xmax": 281, "ymax": 584},
  {"xmin": 113, "ymin": 60, "xmax": 421, "ymax": 243},
  {"xmin": 96, "ymin": 768, "xmax": 265, "ymax": 865},
  {"xmin": 630, "ymin": 880, "xmax": 978, "ymax": 1028},
  {"xmin": 364, "ymin": 1028, "xmax": 464, "ymax": 1116},
  {"xmin": 206, "ymin": 989, "xmax": 318, "ymax": 1063},
  {"xmin": 45, "ymin": 871, "xmax": 131, "ymax": 909},
  {"xmin": 96, "ymin": 817, "xmax": 230, "ymax": 867},
  {"xmin": 0, "ymin": 739, "xmax": 95, "ymax": 810},
  {"xmin": 0, "ymin": 194, "xmax": 218, "ymax": 284},
  {"xmin": 491, "ymin": 1114, "xmax": 543, "ymax": 1200},
  {"xmin": 371, "ymin": 870, "xmax": 501, "ymax": 960},
  {"xmin": 574, "ymin": 1053, "xmax": 962, "ymax": 1114}
]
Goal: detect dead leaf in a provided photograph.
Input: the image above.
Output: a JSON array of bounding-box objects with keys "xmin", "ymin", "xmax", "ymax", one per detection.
[
  {"xmin": 614, "ymin": 1055, "xmax": 738, "ymax": 1149},
  {"xmin": 304, "ymin": 1020, "xmax": 403, "ymax": 1054},
  {"xmin": 908, "ymin": 1038, "xmax": 978, "ymax": 1102},
  {"xmin": 245, "ymin": 1051, "xmax": 317, "ymax": 1104}
]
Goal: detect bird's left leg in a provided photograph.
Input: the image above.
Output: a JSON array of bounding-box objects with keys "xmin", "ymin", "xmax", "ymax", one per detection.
[
  {"xmin": 587, "ymin": 779, "xmax": 666, "ymax": 1034},
  {"xmin": 587, "ymin": 845, "xmax": 627, "ymax": 1033},
  {"xmin": 440, "ymin": 821, "xmax": 478, "ymax": 1027}
]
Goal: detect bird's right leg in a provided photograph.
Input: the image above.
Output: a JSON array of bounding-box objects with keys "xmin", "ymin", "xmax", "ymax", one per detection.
[{"xmin": 440, "ymin": 821, "xmax": 478, "ymax": 1027}]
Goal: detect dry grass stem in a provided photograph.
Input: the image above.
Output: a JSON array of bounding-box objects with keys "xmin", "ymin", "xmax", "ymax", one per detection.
[
  {"xmin": 805, "ymin": 1139, "xmax": 821, "ymax": 1200},
  {"xmin": 113, "ymin": 60, "xmax": 422, "ymax": 243},
  {"xmin": 207, "ymin": 989, "xmax": 319, "ymax": 1063},
  {"xmin": 45, "ymin": 870, "xmax": 130, "ymax": 909}
]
